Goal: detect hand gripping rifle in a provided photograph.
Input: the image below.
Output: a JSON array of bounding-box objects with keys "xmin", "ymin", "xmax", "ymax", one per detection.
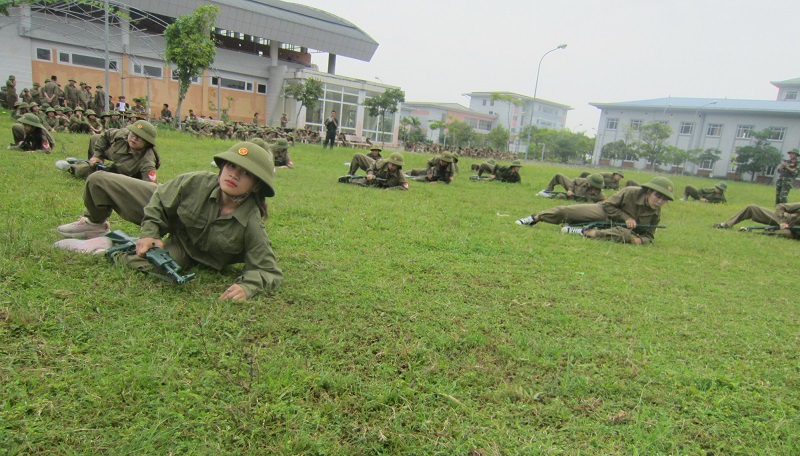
[
  {"xmin": 569, "ymin": 221, "xmax": 667, "ymax": 230},
  {"xmin": 105, "ymin": 230, "xmax": 196, "ymax": 284},
  {"xmin": 66, "ymin": 157, "xmax": 110, "ymax": 171}
]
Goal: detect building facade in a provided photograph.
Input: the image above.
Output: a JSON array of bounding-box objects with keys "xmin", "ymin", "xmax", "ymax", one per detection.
[
  {"xmin": 400, "ymin": 102, "xmax": 496, "ymax": 144},
  {"xmin": 0, "ymin": 0, "xmax": 404, "ymax": 144},
  {"xmin": 590, "ymin": 79, "xmax": 800, "ymax": 182}
]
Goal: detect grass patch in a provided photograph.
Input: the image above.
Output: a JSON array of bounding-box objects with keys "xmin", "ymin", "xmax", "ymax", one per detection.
[{"xmin": 1, "ymin": 112, "xmax": 799, "ymax": 454}]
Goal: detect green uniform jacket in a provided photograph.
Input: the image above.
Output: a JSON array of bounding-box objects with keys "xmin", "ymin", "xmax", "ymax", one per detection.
[
  {"xmin": 92, "ymin": 128, "xmax": 160, "ymax": 181},
  {"xmin": 139, "ymin": 172, "xmax": 283, "ymax": 298},
  {"xmin": 494, "ymin": 165, "xmax": 521, "ymax": 183},
  {"xmin": 602, "ymin": 187, "xmax": 662, "ymax": 244},
  {"xmin": 776, "ymin": 202, "xmax": 800, "ymax": 226},
  {"xmin": 696, "ymin": 187, "xmax": 727, "ymax": 203},
  {"xmin": 65, "ymin": 84, "xmax": 79, "ymax": 107},
  {"xmin": 369, "ymin": 159, "xmax": 407, "ymax": 190},
  {"xmin": 601, "ymin": 172, "xmax": 620, "ymax": 190},
  {"xmin": 272, "ymin": 149, "xmax": 292, "ymax": 167},
  {"xmin": 43, "ymin": 115, "xmax": 59, "ymax": 130},
  {"xmin": 570, "ymin": 178, "xmax": 604, "ymax": 202},
  {"xmin": 425, "ymin": 157, "xmax": 454, "ymax": 184}
]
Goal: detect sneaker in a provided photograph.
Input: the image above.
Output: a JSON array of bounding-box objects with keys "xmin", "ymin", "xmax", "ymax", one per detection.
[
  {"xmin": 738, "ymin": 226, "xmax": 751, "ymax": 232},
  {"xmin": 57, "ymin": 216, "xmax": 110, "ymax": 239},
  {"xmin": 337, "ymin": 175, "xmax": 351, "ymax": 183},
  {"xmin": 516, "ymin": 215, "xmax": 537, "ymax": 226},
  {"xmin": 712, "ymin": 223, "xmax": 728, "ymax": 229},
  {"xmin": 536, "ymin": 190, "xmax": 552, "ymax": 198},
  {"xmin": 561, "ymin": 226, "xmax": 585, "ymax": 236},
  {"xmin": 55, "ymin": 160, "xmax": 71, "ymax": 172},
  {"xmin": 53, "ymin": 236, "xmax": 112, "ymax": 254}
]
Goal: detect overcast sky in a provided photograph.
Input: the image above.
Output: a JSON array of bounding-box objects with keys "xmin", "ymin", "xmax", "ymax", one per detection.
[{"xmin": 296, "ymin": 0, "xmax": 800, "ymax": 136}]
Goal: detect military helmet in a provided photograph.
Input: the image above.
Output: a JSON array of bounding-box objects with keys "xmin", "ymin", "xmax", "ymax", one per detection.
[
  {"xmin": 45, "ymin": 107, "xmax": 55, "ymax": 113},
  {"xmin": 247, "ymin": 137, "xmax": 269, "ymax": 150},
  {"xmin": 18, "ymin": 113, "xmax": 43, "ymax": 128},
  {"xmin": 641, "ymin": 176, "xmax": 675, "ymax": 201},
  {"xmin": 85, "ymin": 109, "xmax": 97, "ymax": 116},
  {"xmin": 613, "ymin": 170, "xmax": 625, "ymax": 177},
  {"xmin": 74, "ymin": 106, "xmax": 84, "ymax": 112},
  {"xmin": 129, "ymin": 120, "xmax": 157, "ymax": 146},
  {"xmin": 587, "ymin": 173, "xmax": 604, "ymax": 189},
  {"xmin": 13, "ymin": 101, "xmax": 21, "ymax": 107},
  {"xmin": 18, "ymin": 102, "xmax": 29, "ymax": 109},
  {"xmin": 440, "ymin": 152, "xmax": 454, "ymax": 163},
  {"xmin": 510, "ymin": 160, "xmax": 523, "ymax": 168},
  {"xmin": 41, "ymin": 103, "xmax": 51, "ymax": 109},
  {"xmin": 788, "ymin": 148, "xmax": 799, "ymax": 156},
  {"xmin": 213, "ymin": 142, "xmax": 276, "ymax": 198},
  {"xmin": 29, "ymin": 102, "xmax": 39, "ymax": 107},
  {"xmin": 273, "ymin": 138, "xmax": 289, "ymax": 150},
  {"xmin": 369, "ymin": 145, "xmax": 382, "ymax": 152},
  {"xmin": 715, "ymin": 182, "xmax": 727, "ymax": 192},
  {"xmin": 63, "ymin": 106, "xmax": 73, "ymax": 113},
  {"xmin": 387, "ymin": 152, "xmax": 404, "ymax": 167}
]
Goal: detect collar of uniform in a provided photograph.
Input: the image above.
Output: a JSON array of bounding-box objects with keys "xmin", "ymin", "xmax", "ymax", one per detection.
[{"xmin": 210, "ymin": 185, "xmax": 256, "ymax": 226}]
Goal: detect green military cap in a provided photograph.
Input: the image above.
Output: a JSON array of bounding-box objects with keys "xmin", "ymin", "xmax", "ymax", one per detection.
[
  {"xmin": 41, "ymin": 103, "xmax": 51, "ymax": 109},
  {"xmin": 440, "ymin": 152, "xmax": 454, "ymax": 163},
  {"xmin": 129, "ymin": 120, "xmax": 157, "ymax": 146},
  {"xmin": 18, "ymin": 113, "xmax": 43, "ymax": 128},
  {"xmin": 62, "ymin": 106, "xmax": 73, "ymax": 113},
  {"xmin": 641, "ymin": 176, "xmax": 675, "ymax": 201},
  {"xmin": 247, "ymin": 138, "xmax": 269, "ymax": 150},
  {"xmin": 387, "ymin": 152, "xmax": 404, "ymax": 167},
  {"xmin": 80, "ymin": 81, "xmax": 87, "ymax": 85},
  {"xmin": 68, "ymin": 77, "xmax": 76, "ymax": 82},
  {"xmin": 486, "ymin": 159, "xmax": 495, "ymax": 165},
  {"xmin": 788, "ymin": 149, "xmax": 799, "ymax": 156},
  {"xmin": 8, "ymin": 74, "xmax": 15, "ymax": 79},
  {"xmin": 86, "ymin": 109, "xmax": 97, "ymax": 116},
  {"xmin": 369, "ymin": 145, "xmax": 382, "ymax": 152},
  {"xmin": 213, "ymin": 142, "xmax": 276, "ymax": 198},
  {"xmin": 33, "ymin": 82, "xmax": 40, "ymax": 87},
  {"xmin": 715, "ymin": 182, "xmax": 727, "ymax": 192},
  {"xmin": 587, "ymin": 173, "xmax": 604, "ymax": 189},
  {"xmin": 235, "ymin": 126, "xmax": 246, "ymax": 132},
  {"xmin": 273, "ymin": 138, "xmax": 289, "ymax": 150},
  {"xmin": 18, "ymin": 102, "xmax": 29, "ymax": 108},
  {"xmin": 73, "ymin": 106, "xmax": 84, "ymax": 112},
  {"xmin": 13, "ymin": 101, "xmax": 21, "ymax": 107},
  {"xmin": 510, "ymin": 160, "xmax": 523, "ymax": 167},
  {"xmin": 54, "ymin": 106, "xmax": 63, "ymax": 111},
  {"xmin": 29, "ymin": 102, "xmax": 39, "ymax": 107},
  {"xmin": 613, "ymin": 170, "xmax": 625, "ymax": 177},
  {"xmin": 45, "ymin": 107, "xmax": 55, "ymax": 113},
  {"xmin": 96, "ymin": 84, "xmax": 103, "ymax": 89},
  {"xmin": 100, "ymin": 111, "xmax": 110, "ymax": 117}
]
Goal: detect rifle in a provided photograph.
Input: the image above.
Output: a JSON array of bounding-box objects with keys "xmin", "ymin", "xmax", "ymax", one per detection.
[
  {"xmin": 569, "ymin": 221, "xmax": 666, "ymax": 230},
  {"xmin": 66, "ymin": 157, "xmax": 110, "ymax": 171},
  {"xmin": 739, "ymin": 225, "xmax": 800, "ymax": 233},
  {"xmin": 469, "ymin": 175, "xmax": 493, "ymax": 181},
  {"xmin": 105, "ymin": 230, "xmax": 196, "ymax": 284},
  {"xmin": 339, "ymin": 175, "xmax": 386, "ymax": 184}
]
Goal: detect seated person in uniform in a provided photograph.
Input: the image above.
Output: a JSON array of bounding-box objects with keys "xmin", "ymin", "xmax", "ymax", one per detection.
[
  {"xmin": 55, "ymin": 120, "xmax": 160, "ymax": 182},
  {"xmin": 537, "ymin": 173, "xmax": 605, "ymax": 202},
  {"xmin": 713, "ymin": 202, "xmax": 800, "ymax": 239},
  {"xmin": 345, "ymin": 145, "xmax": 383, "ymax": 176},
  {"xmin": 53, "ymin": 142, "xmax": 283, "ymax": 301},
  {"xmin": 8, "ymin": 113, "xmax": 55, "ymax": 153},
  {"xmin": 270, "ymin": 138, "xmax": 293, "ymax": 169},
  {"xmin": 516, "ymin": 177, "xmax": 674, "ymax": 245},
  {"xmin": 680, "ymin": 182, "xmax": 727, "ymax": 203}
]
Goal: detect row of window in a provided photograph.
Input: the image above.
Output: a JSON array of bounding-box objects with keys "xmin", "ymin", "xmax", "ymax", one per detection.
[
  {"xmin": 36, "ymin": 47, "xmax": 267, "ymax": 94},
  {"xmin": 605, "ymin": 118, "xmax": 787, "ymax": 141}
]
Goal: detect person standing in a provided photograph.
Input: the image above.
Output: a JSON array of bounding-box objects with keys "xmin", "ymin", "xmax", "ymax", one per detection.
[
  {"xmin": 42, "ymin": 76, "xmax": 58, "ymax": 105},
  {"xmin": 775, "ymin": 149, "xmax": 799, "ymax": 204},
  {"xmin": 280, "ymin": 113, "xmax": 288, "ymax": 128},
  {"xmin": 77, "ymin": 82, "xmax": 91, "ymax": 110},
  {"xmin": 93, "ymin": 84, "xmax": 106, "ymax": 113},
  {"xmin": 5, "ymin": 75, "xmax": 17, "ymax": 109},
  {"xmin": 30, "ymin": 82, "xmax": 42, "ymax": 105},
  {"xmin": 65, "ymin": 78, "xmax": 79, "ymax": 109},
  {"xmin": 680, "ymin": 182, "xmax": 727, "ymax": 203},
  {"xmin": 323, "ymin": 110, "xmax": 338, "ymax": 149}
]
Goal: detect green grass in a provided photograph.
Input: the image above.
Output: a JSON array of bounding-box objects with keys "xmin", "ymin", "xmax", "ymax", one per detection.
[{"xmin": 2, "ymin": 112, "xmax": 799, "ymax": 454}]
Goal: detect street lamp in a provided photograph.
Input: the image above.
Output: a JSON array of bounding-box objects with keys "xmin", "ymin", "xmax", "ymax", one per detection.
[
  {"xmin": 528, "ymin": 43, "xmax": 567, "ymax": 160},
  {"xmin": 374, "ymin": 76, "xmax": 384, "ymax": 84}
]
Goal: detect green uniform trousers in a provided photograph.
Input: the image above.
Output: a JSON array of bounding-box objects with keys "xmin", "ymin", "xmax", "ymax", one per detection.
[{"xmin": 83, "ymin": 172, "xmax": 157, "ymax": 225}]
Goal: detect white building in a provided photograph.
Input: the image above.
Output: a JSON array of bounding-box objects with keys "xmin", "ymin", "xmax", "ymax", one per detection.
[
  {"xmin": 590, "ymin": 77, "xmax": 800, "ymax": 182},
  {"xmin": 400, "ymin": 102, "xmax": 496, "ymax": 143}
]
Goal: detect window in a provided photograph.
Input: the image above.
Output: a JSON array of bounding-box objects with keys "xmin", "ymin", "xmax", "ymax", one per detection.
[
  {"xmin": 735, "ymin": 125, "xmax": 754, "ymax": 139},
  {"xmin": 490, "ymin": 100, "xmax": 495, "ymax": 106},
  {"xmin": 657, "ymin": 120, "xmax": 669, "ymax": 125},
  {"xmin": 211, "ymin": 76, "xmax": 252, "ymax": 91},
  {"xmin": 606, "ymin": 118, "xmax": 618, "ymax": 130},
  {"xmin": 786, "ymin": 91, "xmax": 797, "ymax": 100},
  {"xmin": 59, "ymin": 52, "xmax": 70, "ymax": 63},
  {"xmin": 706, "ymin": 123, "xmax": 722, "ymax": 137},
  {"xmin": 71, "ymin": 53, "xmax": 117, "ymax": 70},
  {"xmin": 699, "ymin": 159, "xmax": 714, "ymax": 170},
  {"xmin": 679, "ymin": 122, "xmax": 694, "ymax": 135},
  {"xmin": 36, "ymin": 48, "xmax": 51, "ymax": 61},
  {"xmin": 256, "ymin": 83, "xmax": 267, "ymax": 94},
  {"xmin": 624, "ymin": 152, "xmax": 637, "ymax": 162},
  {"xmin": 171, "ymin": 70, "xmax": 199, "ymax": 83},
  {"xmin": 768, "ymin": 127, "xmax": 786, "ymax": 141},
  {"xmin": 629, "ymin": 119, "xmax": 642, "ymax": 130},
  {"xmin": 132, "ymin": 63, "xmax": 163, "ymax": 78},
  {"xmin": 482, "ymin": 100, "xmax": 486, "ymax": 106}
]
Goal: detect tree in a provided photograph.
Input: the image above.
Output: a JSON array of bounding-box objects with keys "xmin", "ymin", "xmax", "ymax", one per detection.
[
  {"xmin": 487, "ymin": 125, "xmax": 510, "ymax": 151},
  {"xmin": 284, "ymin": 78, "xmax": 323, "ymax": 126},
  {"xmin": 364, "ymin": 88, "xmax": 405, "ymax": 145},
  {"xmin": 399, "ymin": 116, "xmax": 419, "ymax": 142},
  {"xmin": 164, "ymin": 5, "xmax": 219, "ymax": 126},
  {"xmin": 447, "ymin": 118, "xmax": 475, "ymax": 147},
  {"xmin": 690, "ymin": 148, "xmax": 723, "ymax": 171},
  {"xmin": 734, "ymin": 129, "xmax": 782, "ymax": 179},
  {"xmin": 490, "ymin": 92, "xmax": 524, "ymax": 142},
  {"xmin": 601, "ymin": 140, "xmax": 634, "ymax": 161},
  {"xmin": 429, "ymin": 120, "xmax": 448, "ymax": 144},
  {"xmin": 633, "ymin": 122, "xmax": 673, "ymax": 169}
]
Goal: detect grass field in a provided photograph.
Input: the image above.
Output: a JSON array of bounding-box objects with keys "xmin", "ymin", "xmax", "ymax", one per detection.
[{"xmin": 2, "ymin": 112, "xmax": 799, "ymax": 454}]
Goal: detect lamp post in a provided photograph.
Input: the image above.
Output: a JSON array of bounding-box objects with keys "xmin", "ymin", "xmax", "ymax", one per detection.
[
  {"xmin": 527, "ymin": 43, "xmax": 567, "ymax": 161},
  {"xmin": 374, "ymin": 76, "xmax": 384, "ymax": 84}
]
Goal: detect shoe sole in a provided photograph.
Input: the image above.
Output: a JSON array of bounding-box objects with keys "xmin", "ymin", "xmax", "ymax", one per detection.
[{"xmin": 56, "ymin": 228, "xmax": 109, "ymax": 239}]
